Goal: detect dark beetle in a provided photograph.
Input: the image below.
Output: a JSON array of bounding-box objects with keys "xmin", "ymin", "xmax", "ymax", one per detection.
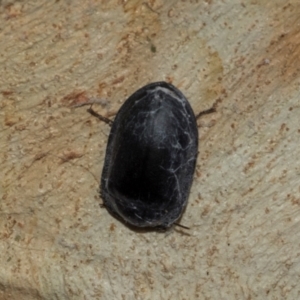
[{"xmin": 100, "ymin": 81, "xmax": 199, "ymax": 229}]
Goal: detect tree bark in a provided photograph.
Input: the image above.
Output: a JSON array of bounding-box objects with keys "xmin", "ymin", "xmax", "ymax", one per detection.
[{"xmin": 1, "ymin": 1, "xmax": 300, "ymax": 299}]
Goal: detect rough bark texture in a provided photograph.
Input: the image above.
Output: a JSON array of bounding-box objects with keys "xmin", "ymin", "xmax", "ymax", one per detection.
[{"xmin": 1, "ymin": 1, "xmax": 300, "ymax": 299}]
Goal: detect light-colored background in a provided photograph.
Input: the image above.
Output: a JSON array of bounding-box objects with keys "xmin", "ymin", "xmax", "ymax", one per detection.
[{"xmin": 1, "ymin": 0, "xmax": 300, "ymax": 299}]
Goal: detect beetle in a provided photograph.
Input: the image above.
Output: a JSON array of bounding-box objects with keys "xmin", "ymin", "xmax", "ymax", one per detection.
[{"xmin": 88, "ymin": 81, "xmax": 215, "ymax": 229}]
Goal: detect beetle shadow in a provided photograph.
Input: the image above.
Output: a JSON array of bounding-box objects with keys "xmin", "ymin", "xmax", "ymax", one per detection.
[{"xmin": 100, "ymin": 203, "xmax": 191, "ymax": 235}]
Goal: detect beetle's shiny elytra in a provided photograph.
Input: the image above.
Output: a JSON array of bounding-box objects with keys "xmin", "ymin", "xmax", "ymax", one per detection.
[{"xmin": 101, "ymin": 81, "xmax": 198, "ymax": 228}]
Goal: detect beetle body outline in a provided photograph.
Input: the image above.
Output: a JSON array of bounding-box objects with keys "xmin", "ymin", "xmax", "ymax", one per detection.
[{"xmin": 101, "ymin": 82, "xmax": 198, "ymax": 228}]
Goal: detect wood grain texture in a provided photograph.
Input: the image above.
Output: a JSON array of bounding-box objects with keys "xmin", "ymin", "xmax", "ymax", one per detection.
[{"xmin": 0, "ymin": 0, "xmax": 300, "ymax": 299}]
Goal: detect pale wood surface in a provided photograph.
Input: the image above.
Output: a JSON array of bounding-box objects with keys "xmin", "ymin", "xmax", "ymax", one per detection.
[{"xmin": 1, "ymin": 1, "xmax": 300, "ymax": 299}]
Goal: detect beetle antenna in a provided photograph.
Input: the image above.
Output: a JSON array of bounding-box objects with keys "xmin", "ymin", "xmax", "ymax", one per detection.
[
  {"xmin": 174, "ymin": 222, "xmax": 190, "ymax": 230},
  {"xmin": 87, "ymin": 106, "xmax": 113, "ymax": 126},
  {"xmin": 195, "ymin": 98, "xmax": 221, "ymax": 119},
  {"xmin": 195, "ymin": 106, "xmax": 216, "ymax": 119}
]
